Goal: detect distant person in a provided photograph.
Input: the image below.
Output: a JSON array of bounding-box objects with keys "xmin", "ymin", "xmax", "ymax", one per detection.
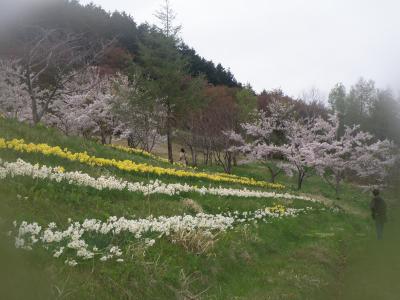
[
  {"xmin": 179, "ymin": 148, "xmax": 188, "ymax": 166},
  {"xmin": 370, "ymin": 189, "xmax": 387, "ymax": 240}
]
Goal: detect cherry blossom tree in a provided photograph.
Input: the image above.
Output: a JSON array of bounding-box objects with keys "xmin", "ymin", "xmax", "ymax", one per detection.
[
  {"xmin": 238, "ymin": 97, "xmax": 396, "ymax": 191},
  {"xmin": 313, "ymin": 117, "xmax": 369, "ymax": 196},
  {"xmin": 352, "ymin": 138, "xmax": 397, "ymax": 184},
  {"xmin": 47, "ymin": 67, "xmax": 167, "ymax": 148},
  {"xmin": 313, "ymin": 116, "xmax": 396, "ymax": 196},
  {"xmin": 48, "ymin": 67, "xmax": 118, "ymax": 144},
  {"xmin": 235, "ymin": 100, "xmax": 294, "ymax": 183},
  {"xmin": 280, "ymin": 118, "xmax": 328, "ymax": 190},
  {"xmin": 0, "ymin": 60, "xmax": 31, "ymax": 120},
  {"xmin": 1, "ymin": 27, "xmax": 112, "ymax": 124},
  {"xmin": 45, "ymin": 94, "xmax": 84, "ymax": 136}
]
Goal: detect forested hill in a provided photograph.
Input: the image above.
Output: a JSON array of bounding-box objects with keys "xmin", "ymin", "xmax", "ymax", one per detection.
[{"xmin": 1, "ymin": 0, "xmax": 239, "ymax": 88}]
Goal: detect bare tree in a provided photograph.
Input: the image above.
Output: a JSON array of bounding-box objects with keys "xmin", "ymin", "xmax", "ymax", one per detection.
[
  {"xmin": 300, "ymin": 86, "xmax": 325, "ymax": 103},
  {"xmin": 299, "ymin": 87, "xmax": 327, "ymax": 119},
  {"xmin": 213, "ymin": 135, "xmax": 235, "ymax": 174},
  {"xmin": 154, "ymin": 0, "xmax": 182, "ymax": 38}
]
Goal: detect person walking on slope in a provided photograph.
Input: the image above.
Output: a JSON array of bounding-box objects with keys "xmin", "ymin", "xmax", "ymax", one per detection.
[{"xmin": 370, "ymin": 189, "xmax": 387, "ymax": 240}]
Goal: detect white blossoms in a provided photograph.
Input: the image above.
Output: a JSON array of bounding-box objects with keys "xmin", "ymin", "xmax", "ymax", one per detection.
[
  {"xmin": 53, "ymin": 247, "xmax": 64, "ymax": 258},
  {"xmin": 11, "ymin": 206, "xmax": 311, "ymax": 267},
  {"xmin": 65, "ymin": 259, "xmax": 78, "ymax": 267},
  {"xmin": 2, "ymin": 159, "xmax": 323, "ymax": 268},
  {"xmin": 0, "ymin": 159, "xmax": 319, "ymax": 203}
]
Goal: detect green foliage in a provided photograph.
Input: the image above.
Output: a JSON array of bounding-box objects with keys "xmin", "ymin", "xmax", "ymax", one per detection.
[
  {"xmin": 138, "ymin": 31, "xmax": 196, "ymax": 116},
  {"xmin": 234, "ymin": 87, "xmax": 258, "ymax": 123},
  {"xmin": 179, "ymin": 43, "xmax": 240, "ymax": 87},
  {"xmin": 136, "ymin": 30, "xmax": 207, "ymax": 161},
  {"xmin": 328, "ymin": 78, "xmax": 400, "ymax": 143}
]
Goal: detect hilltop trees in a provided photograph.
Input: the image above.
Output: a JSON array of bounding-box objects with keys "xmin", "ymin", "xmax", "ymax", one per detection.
[
  {"xmin": 179, "ymin": 44, "xmax": 239, "ymax": 87},
  {"xmin": 2, "ymin": 0, "xmax": 239, "ymax": 88},
  {"xmin": 328, "ymin": 78, "xmax": 400, "ymax": 144},
  {"xmin": 368, "ymin": 89, "xmax": 400, "ymax": 142},
  {"xmin": 328, "ymin": 83, "xmax": 347, "ymax": 116}
]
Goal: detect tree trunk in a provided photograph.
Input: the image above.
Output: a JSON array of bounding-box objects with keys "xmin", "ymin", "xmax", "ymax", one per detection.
[
  {"xmin": 219, "ymin": 152, "xmax": 232, "ymax": 174},
  {"xmin": 27, "ymin": 71, "xmax": 40, "ymax": 124},
  {"xmin": 233, "ymin": 153, "xmax": 237, "ymax": 167},
  {"xmin": 297, "ymin": 171, "xmax": 305, "ymax": 190},
  {"xmin": 335, "ymin": 175, "xmax": 341, "ymax": 198},
  {"xmin": 31, "ymin": 98, "xmax": 39, "ymax": 124},
  {"xmin": 226, "ymin": 152, "xmax": 232, "ymax": 174},
  {"xmin": 127, "ymin": 134, "xmax": 135, "ymax": 148},
  {"xmin": 203, "ymin": 150, "xmax": 208, "ymax": 165},
  {"xmin": 166, "ymin": 119, "xmax": 173, "ymax": 164},
  {"xmin": 167, "ymin": 130, "xmax": 173, "ymax": 163},
  {"xmin": 267, "ymin": 165, "xmax": 277, "ymax": 183},
  {"xmin": 189, "ymin": 146, "xmax": 197, "ymax": 166},
  {"xmin": 101, "ymin": 134, "xmax": 107, "ymax": 145},
  {"xmin": 270, "ymin": 172, "xmax": 277, "ymax": 183}
]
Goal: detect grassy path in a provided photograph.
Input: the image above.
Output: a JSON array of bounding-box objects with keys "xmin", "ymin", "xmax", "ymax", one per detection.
[{"xmin": 333, "ymin": 207, "xmax": 400, "ymax": 300}]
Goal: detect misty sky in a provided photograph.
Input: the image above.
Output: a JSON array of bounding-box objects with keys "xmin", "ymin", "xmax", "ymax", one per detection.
[{"xmin": 79, "ymin": 0, "xmax": 399, "ymax": 98}]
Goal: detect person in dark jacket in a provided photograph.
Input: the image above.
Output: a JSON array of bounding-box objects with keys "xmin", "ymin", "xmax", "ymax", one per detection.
[{"xmin": 370, "ymin": 189, "xmax": 387, "ymax": 240}]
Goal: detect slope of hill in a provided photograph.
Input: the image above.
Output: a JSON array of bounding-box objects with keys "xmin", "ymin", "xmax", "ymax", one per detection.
[{"xmin": 0, "ymin": 118, "xmax": 375, "ymax": 299}]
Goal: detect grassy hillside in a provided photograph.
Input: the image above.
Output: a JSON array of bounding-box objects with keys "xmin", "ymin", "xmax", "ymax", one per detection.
[{"xmin": 0, "ymin": 118, "xmax": 380, "ymax": 299}]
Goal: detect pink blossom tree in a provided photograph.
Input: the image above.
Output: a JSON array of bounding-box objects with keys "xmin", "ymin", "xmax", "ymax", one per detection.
[
  {"xmin": 314, "ymin": 116, "xmax": 396, "ymax": 196},
  {"xmin": 235, "ymin": 99, "xmax": 396, "ymax": 191},
  {"xmin": 0, "ymin": 60, "xmax": 31, "ymax": 120},
  {"xmin": 313, "ymin": 117, "xmax": 370, "ymax": 196},
  {"xmin": 1, "ymin": 27, "xmax": 112, "ymax": 124},
  {"xmin": 47, "ymin": 67, "xmax": 118, "ymax": 143},
  {"xmin": 352, "ymin": 138, "xmax": 397, "ymax": 184},
  {"xmin": 235, "ymin": 101, "xmax": 294, "ymax": 183},
  {"xmin": 280, "ymin": 118, "xmax": 329, "ymax": 190}
]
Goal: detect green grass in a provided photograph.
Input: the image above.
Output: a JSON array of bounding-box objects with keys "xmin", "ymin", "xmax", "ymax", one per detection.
[{"xmin": 0, "ymin": 118, "xmax": 385, "ymax": 299}]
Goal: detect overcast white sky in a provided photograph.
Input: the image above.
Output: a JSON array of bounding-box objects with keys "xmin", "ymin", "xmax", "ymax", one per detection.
[{"xmin": 81, "ymin": 0, "xmax": 400, "ymax": 98}]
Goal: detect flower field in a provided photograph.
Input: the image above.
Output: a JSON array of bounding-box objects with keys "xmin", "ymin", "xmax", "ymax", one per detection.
[
  {"xmin": 0, "ymin": 159, "xmax": 317, "ymax": 202},
  {"xmin": 12, "ymin": 205, "xmax": 313, "ymax": 267},
  {"xmin": 0, "ymin": 138, "xmax": 284, "ymax": 189},
  {"xmin": 0, "ymin": 119, "xmax": 372, "ymax": 299}
]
